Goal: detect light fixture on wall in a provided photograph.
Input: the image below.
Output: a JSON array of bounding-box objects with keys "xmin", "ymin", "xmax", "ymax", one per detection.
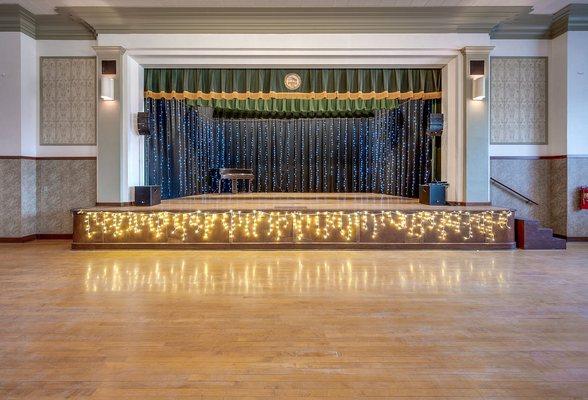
[
  {"xmin": 469, "ymin": 60, "xmax": 486, "ymax": 101},
  {"xmin": 100, "ymin": 60, "xmax": 116, "ymax": 101}
]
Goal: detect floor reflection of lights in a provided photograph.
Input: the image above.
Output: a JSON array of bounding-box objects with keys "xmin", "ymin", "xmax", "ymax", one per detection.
[{"xmin": 84, "ymin": 257, "xmax": 510, "ymax": 294}]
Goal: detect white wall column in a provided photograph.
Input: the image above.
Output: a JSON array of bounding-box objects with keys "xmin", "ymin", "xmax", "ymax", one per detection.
[
  {"xmin": 461, "ymin": 46, "xmax": 493, "ymax": 204},
  {"xmin": 441, "ymin": 55, "xmax": 465, "ymax": 203},
  {"xmin": 94, "ymin": 46, "xmax": 126, "ymax": 204},
  {"xmin": 122, "ymin": 54, "xmax": 145, "ymax": 203}
]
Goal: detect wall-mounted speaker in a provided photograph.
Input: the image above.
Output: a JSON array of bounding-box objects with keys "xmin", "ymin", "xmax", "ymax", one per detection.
[
  {"xmin": 426, "ymin": 113, "xmax": 444, "ymax": 136},
  {"xmin": 469, "ymin": 60, "xmax": 485, "ymax": 76},
  {"xmin": 101, "ymin": 60, "xmax": 116, "ymax": 75},
  {"xmin": 137, "ymin": 112, "xmax": 150, "ymax": 135}
]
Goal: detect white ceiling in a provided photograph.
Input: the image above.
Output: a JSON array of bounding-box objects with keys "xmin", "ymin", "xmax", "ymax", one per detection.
[{"xmin": 0, "ymin": 0, "xmax": 584, "ymax": 15}]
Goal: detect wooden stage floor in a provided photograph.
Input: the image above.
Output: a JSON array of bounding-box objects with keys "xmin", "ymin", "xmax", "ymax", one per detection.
[
  {"xmin": 73, "ymin": 193, "xmax": 514, "ymax": 250},
  {"xmin": 1, "ymin": 241, "xmax": 587, "ymax": 399},
  {"xmin": 89, "ymin": 193, "xmax": 506, "ymax": 212}
]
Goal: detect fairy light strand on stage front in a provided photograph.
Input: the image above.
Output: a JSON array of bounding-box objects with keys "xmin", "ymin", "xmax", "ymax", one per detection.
[{"xmin": 80, "ymin": 210, "xmax": 511, "ymax": 243}]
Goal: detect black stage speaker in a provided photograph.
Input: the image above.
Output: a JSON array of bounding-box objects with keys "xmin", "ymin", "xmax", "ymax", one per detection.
[
  {"xmin": 419, "ymin": 182, "xmax": 448, "ymax": 206},
  {"xmin": 137, "ymin": 112, "xmax": 150, "ymax": 135},
  {"xmin": 426, "ymin": 113, "xmax": 444, "ymax": 136},
  {"xmin": 134, "ymin": 185, "xmax": 161, "ymax": 206}
]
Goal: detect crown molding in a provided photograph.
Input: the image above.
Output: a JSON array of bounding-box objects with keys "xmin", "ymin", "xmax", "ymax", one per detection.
[
  {"xmin": 35, "ymin": 14, "xmax": 96, "ymax": 40},
  {"xmin": 490, "ymin": 13, "xmax": 552, "ymax": 39},
  {"xmin": 491, "ymin": 3, "xmax": 588, "ymax": 40},
  {"xmin": 4, "ymin": 4, "xmax": 586, "ymax": 40},
  {"xmin": 551, "ymin": 4, "xmax": 588, "ymax": 38},
  {"xmin": 0, "ymin": 4, "xmax": 95, "ymax": 40},
  {"xmin": 55, "ymin": 6, "xmax": 531, "ymax": 34},
  {"xmin": 0, "ymin": 4, "xmax": 35, "ymax": 38},
  {"xmin": 92, "ymin": 45, "xmax": 127, "ymax": 55},
  {"xmin": 460, "ymin": 46, "xmax": 494, "ymax": 55}
]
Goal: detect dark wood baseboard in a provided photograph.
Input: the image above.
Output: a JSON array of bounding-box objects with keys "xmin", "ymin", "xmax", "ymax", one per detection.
[
  {"xmin": 553, "ymin": 234, "xmax": 588, "ymax": 242},
  {"xmin": 0, "ymin": 156, "xmax": 96, "ymax": 160},
  {"xmin": 447, "ymin": 201, "xmax": 492, "ymax": 206},
  {"xmin": 0, "ymin": 234, "xmax": 72, "ymax": 243},
  {"xmin": 36, "ymin": 234, "xmax": 73, "ymax": 240},
  {"xmin": 72, "ymin": 242, "xmax": 516, "ymax": 251},
  {"xmin": 0, "ymin": 234, "xmax": 37, "ymax": 243},
  {"xmin": 95, "ymin": 202, "xmax": 134, "ymax": 207},
  {"xmin": 490, "ymin": 155, "xmax": 588, "ymax": 160}
]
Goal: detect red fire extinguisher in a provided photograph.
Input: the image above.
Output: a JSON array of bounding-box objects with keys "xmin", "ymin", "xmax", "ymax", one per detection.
[{"xmin": 581, "ymin": 187, "xmax": 588, "ymax": 210}]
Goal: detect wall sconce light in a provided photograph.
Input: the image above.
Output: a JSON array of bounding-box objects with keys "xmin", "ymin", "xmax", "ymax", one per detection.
[
  {"xmin": 100, "ymin": 76, "xmax": 115, "ymax": 101},
  {"xmin": 469, "ymin": 60, "xmax": 485, "ymax": 101},
  {"xmin": 100, "ymin": 60, "xmax": 116, "ymax": 101},
  {"xmin": 472, "ymin": 76, "xmax": 486, "ymax": 101}
]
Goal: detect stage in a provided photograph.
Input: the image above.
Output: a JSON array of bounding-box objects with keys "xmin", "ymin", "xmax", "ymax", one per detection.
[{"xmin": 72, "ymin": 193, "xmax": 515, "ymax": 250}]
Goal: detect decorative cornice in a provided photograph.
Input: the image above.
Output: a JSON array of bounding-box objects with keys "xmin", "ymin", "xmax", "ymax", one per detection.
[
  {"xmin": 35, "ymin": 14, "xmax": 96, "ymax": 40},
  {"xmin": 551, "ymin": 4, "xmax": 588, "ymax": 38},
  {"xmin": 0, "ymin": 4, "xmax": 35, "ymax": 38},
  {"xmin": 3, "ymin": 4, "xmax": 586, "ymax": 40},
  {"xmin": 490, "ymin": 14, "xmax": 552, "ymax": 39},
  {"xmin": 460, "ymin": 46, "xmax": 495, "ymax": 55},
  {"xmin": 0, "ymin": 4, "xmax": 95, "ymax": 40},
  {"xmin": 491, "ymin": 3, "xmax": 588, "ymax": 40},
  {"xmin": 92, "ymin": 45, "xmax": 127, "ymax": 55},
  {"xmin": 56, "ymin": 6, "xmax": 531, "ymax": 34}
]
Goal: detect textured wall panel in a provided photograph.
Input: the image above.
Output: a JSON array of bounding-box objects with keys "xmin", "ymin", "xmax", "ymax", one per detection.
[
  {"xmin": 567, "ymin": 157, "xmax": 588, "ymax": 237},
  {"xmin": 549, "ymin": 158, "xmax": 568, "ymax": 236},
  {"xmin": 490, "ymin": 57, "xmax": 547, "ymax": 144},
  {"xmin": 20, "ymin": 159, "xmax": 36, "ymax": 236},
  {"xmin": 0, "ymin": 159, "xmax": 22, "ymax": 237},
  {"xmin": 490, "ymin": 158, "xmax": 551, "ymax": 227},
  {"xmin": 40, "ymin": 57, "xmax": 96, "ymax": 145},
  {"xmin": 36, "ymin": 159, "xmax": 96, "ymax": 234}
]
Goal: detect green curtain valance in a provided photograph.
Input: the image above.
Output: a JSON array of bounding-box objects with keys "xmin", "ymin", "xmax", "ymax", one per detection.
[{"xmin": 144, "ymin": 68, "xmax": 441, "ymax": 114}]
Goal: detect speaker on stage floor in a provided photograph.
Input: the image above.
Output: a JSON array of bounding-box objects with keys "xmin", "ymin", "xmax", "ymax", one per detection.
[
  {"xmin": 134, "ymin": 185, "xmax": 161, "ymax": 206},
  {"xmin": 419, "ymin": 182, "xmax": 448, "ymax": 206}
]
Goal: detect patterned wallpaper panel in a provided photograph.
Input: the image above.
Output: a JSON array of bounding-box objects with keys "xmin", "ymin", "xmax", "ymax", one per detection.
[
  {"xmin": 490, "ymin": 57, "xmax": 547, "ymax": 144},
  {"xmin": 40, "ymin": 57, "xmax": 96, "ymax": 145}
]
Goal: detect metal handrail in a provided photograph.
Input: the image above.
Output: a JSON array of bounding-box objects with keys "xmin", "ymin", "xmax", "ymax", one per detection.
[{"xmin": 490, "ymin": 177, "xmax": 538, "ymax": 205}]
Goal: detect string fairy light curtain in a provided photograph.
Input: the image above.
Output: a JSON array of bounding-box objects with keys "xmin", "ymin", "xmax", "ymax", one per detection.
[
  {"xmin": 144, "ymin": 98, "xmax": 434, "ymax": 199},
  {"xmin": 144, "ymin": 68, "xmax": 441, "ymax": 116}
]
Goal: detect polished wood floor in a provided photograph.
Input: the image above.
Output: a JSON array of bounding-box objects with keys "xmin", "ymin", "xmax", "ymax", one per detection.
[{"xmin": 1, "ymin": 241, "xmax": 587, "ymax": 399}]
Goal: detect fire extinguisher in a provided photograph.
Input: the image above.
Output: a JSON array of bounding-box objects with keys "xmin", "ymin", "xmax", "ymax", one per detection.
[{"xmin": 581, "ymin": 187, "xmax": 588, "ymax": 210}]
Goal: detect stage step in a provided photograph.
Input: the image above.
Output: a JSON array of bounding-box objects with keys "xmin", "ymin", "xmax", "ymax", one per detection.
[{"xmin": 515, "ymin": 218, "xmax": 566, "ymax": 250}]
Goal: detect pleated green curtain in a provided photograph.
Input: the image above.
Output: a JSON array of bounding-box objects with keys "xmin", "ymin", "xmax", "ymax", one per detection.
[{"xmin": 144, "ymin": 68, "xmax": 441, "ymax": 115}]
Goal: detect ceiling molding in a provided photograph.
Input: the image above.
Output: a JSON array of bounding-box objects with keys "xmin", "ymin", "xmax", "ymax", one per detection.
[
  {"xmin": 0, "ymin": 4, "xmax": 95, "ymax": 40},
  {"xmin": 460, "ymin": 46, "xmax": 494, "ymax": 55},
  {"xmin": 0, "ymin": 4, "xmax": 35, "ymax": 38},
  {"xmin": 4, "ymin": 4, "xmax": 586, "ymax": 40},
  {"xmin": 490, "ymin": 14, "xmax": 552, "ymax": 39},
  {"xmin": 55, "ymin": 6, "xmax": 531, "ymax": 34},
  {"xmin": 551, "ymin": 4, "xmax": 588, "ymax": 38},
  {"xmin": 491, "ymin": 4, "xmax": 588, "ymax": 40},
  {"xmin": 35, "ymin": 15, "xmax": 96, "ymax": 40}
]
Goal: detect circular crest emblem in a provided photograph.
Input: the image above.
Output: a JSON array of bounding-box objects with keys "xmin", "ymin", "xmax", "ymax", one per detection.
[{"xmin": 284, "ymin": 73, "xmax": 302, "ymax": 90}]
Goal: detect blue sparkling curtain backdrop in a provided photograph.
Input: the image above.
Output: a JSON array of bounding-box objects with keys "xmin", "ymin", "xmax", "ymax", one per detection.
[{"xmin": 144, "ymin": 99, "xmax": 433, "ymax": 199}]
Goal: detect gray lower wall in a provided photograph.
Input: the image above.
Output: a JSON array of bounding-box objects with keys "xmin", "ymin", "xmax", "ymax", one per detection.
[
  {"xmin": 1, "ymin": 157, "xmax": 585, "ymax": 238},
  {"xmin": 491, "ymin": 157, "xmax": 588, "ymax": 237},
  {"xmin": 36, "ymin": 159, "xmax": 96, "ymax": 234},
  {"xmin": 0, "ymin": 158, "xmax": 96, "ymax": 237},
  {"xmin": 567, "ymin": 157, "xmax": 588, "ymax": 237},
  {"xmin": 21, "ymin": 159, "xmax": 37, "ymax": 236},
  {"xmin": 0, "ymin": 159, "xmax": 23, "ymax": 237},
  {"xmin": 490, "ymin": 159, "xmax": 552, "ymax": 228},
  {"xmin": 550, "ymin": 158, "xmax": 568, "ymax": 236}
]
